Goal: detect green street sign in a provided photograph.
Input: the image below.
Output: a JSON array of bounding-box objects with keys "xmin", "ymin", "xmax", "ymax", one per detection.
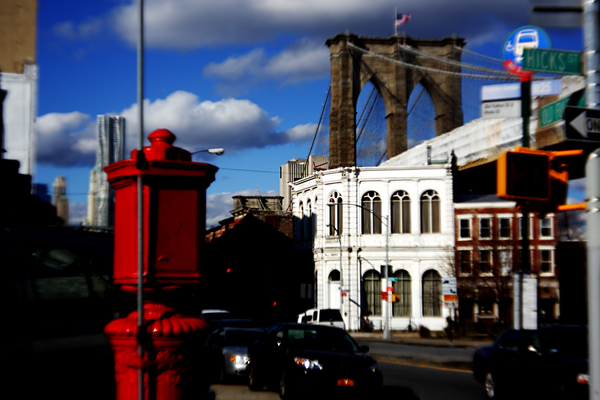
[
  {"xmin": 539, "ymin": 89, "xmax": 586, "ymax": 128},
  {"xmin": 523, "ymin": 48, "xmax": 582, "ymax": 75}
]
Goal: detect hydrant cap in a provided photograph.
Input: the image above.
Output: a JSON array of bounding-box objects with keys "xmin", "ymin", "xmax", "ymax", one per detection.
[
  {"xmin": 148, "ymin": 129, "xmax": 176, "ymax": 145},
  {"xmin": 143, "ymin": 129, "xmax": 191, "ymax": 161}
]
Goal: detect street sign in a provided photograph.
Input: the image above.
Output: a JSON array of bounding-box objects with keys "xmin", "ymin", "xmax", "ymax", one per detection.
[
  {"xmin": 539, "ymin": 90, "xmax": 585, "ymax": 128},
  {"xmin": 442, "ymin": 277, "xmax": 457, "ymax": 295},
  {"xmin": 482, "ymin": 100, "xmax": 522, "ymax": 119},
  {"xmin": 504, "ymin": 26, "xmax": 552, "ymax": 67},
  {"xmin": 523, "ymin": 48, "xmax": 582, "ymax": 75},
  {"xmin": 565, "ymin": 107, "xmax": 600, "ymax": 141},
  {"xmin": 388, "ymin": 277, "xmax": 399, "ymax": 282},
  {"xmin": 482, "ymin": 80, "xmax": 562, "ymax": 101}
]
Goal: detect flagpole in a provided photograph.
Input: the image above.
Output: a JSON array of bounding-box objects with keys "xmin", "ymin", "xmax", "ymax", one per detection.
[{"xmin": 394, "ymin": 7, "xmax": 397, "ymax": 35}]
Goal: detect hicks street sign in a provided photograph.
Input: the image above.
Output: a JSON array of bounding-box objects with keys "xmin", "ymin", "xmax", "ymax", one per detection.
[{"xmin": 523, "ymin": 47, "xmax": 582, "ymax": 75}]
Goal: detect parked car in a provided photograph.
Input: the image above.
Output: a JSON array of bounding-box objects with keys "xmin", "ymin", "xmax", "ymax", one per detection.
[
  {"xmin": 248, "ymin": 323, "xmax": 382, "ymax": 399},
  {"xmin": 473, "ymin": 325, "xmax": 589, "ymax": 399},
  {"xmin": 296, "ymin": 308, "xmax": 345, "ymax": 329},
  {"xmin": 204, "ymin": 327, "xmax": 265, "ymax": 383}
]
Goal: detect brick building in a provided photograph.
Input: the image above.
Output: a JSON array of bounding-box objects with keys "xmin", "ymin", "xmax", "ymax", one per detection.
[{"xmin": 453, "ymin": 194, "xmax": 559, "ymax": 331}]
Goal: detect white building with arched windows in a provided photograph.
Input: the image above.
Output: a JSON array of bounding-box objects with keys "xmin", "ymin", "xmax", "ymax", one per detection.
[{"xmin": 291, "ymin": 164, "xmax": 455, "ymax": 332}]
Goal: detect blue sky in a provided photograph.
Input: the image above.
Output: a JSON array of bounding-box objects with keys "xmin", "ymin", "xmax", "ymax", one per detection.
[{"xmin": 33, "ymin": 0, "xmax": 585, "ymax": 225}]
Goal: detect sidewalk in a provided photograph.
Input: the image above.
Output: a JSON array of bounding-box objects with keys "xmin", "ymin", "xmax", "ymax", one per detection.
[{"xmin": 350, "ymin": 331, "xmax": 494, "ymax": 349}]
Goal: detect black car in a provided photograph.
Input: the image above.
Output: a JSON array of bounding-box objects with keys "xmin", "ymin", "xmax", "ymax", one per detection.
[
  {"xmin": 473, "ymin": 325, "xmax": 589, "ymax": 399},
  {"xmin": 247, "ymin": 323, "xmax": 383, "ymax": 399},
  {"xmin": 204, "ymin": 327, "xmax": 265, "ymax": 383}
]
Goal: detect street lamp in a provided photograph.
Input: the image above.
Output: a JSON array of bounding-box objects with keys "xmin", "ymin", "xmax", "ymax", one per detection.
[
  {"xmin": 329, "ymin": 202, "xmax": 391, "ymax": 339},
  {"xmin": 191, "ymin": 148, "xmax": 225, "ymax": 155}
]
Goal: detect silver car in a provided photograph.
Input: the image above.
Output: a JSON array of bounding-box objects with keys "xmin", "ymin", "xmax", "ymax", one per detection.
[{"xmin": 205, "ymin": 327, "xmax": 265, "ymax": 383}]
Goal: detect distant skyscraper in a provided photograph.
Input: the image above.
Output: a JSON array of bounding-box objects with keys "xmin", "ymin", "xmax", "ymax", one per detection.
[
  {"xmin": 52, "ymin": 176, "xmax": 69, "ymax": 224},
  {"xmin": 87, "ymin": 115, "xmax": 125, "ymax": 227}
]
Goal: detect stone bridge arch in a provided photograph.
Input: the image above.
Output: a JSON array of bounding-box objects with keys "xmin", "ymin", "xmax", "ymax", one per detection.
[{"xmin": 326, "ymin": 33, "xmax": 466, "ymax": 168}]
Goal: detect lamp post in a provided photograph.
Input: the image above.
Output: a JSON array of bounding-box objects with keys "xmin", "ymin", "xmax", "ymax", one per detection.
[
  {"xmin": 329, "ymin": 202, "xmax": 390, "ymax": 339},
  {"xmin": 191, "ymin": 148, "xmax": 225, "ymax": 155}
]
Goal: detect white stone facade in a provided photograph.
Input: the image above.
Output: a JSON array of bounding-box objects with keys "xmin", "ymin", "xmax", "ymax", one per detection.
[{"xmin": 291, "ymin": 164, "xmax": 455, "ymax": 332}]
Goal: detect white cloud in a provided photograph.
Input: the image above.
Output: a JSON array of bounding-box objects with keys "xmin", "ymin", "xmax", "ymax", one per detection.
[
  {"xmin": 35, "ymin": 91, "xmax": 313, "ymax": 167},
  {"xmin": 204, "ymin": 39, "xmax": 330, "ymax": 93},
  {"xmin": 45, "ymin": 0, "xmax": 526, "ymax": 53},
  {"xmin": 206, "ymin": 189, "xmax": 279, "ymax": 227},
  {"xmin": 35, "ymin": 112, "xmax": 96, "ymax": 166},
  {"xmin": 120, "ymin": 91, "xmax": 312, "ymax": 154},
  {"xmin": 53, "ymin": 18, "xmax": 104, "ymax": 40}
]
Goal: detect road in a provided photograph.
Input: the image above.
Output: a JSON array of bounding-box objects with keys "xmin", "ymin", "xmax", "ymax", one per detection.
[
  {"xmin": 208, "ymin": 361, "xmax": 483, "ymax": 400},
  {"xmin": 361, "ymin": 341, "xmax": 476, "ymax": 370}
]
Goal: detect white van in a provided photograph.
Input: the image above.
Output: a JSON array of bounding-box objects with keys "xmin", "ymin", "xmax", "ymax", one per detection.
[{"xmin": 297, "ymin": 308, "xmax": 345, "ymax": 330}]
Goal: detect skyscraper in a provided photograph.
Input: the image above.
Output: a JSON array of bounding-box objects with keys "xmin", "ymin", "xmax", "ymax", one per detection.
[
  {"xmin": 87, "ymin": 115, "xmax": 125, "ymax": 227},
  {"xmin": 52, "ymin": 176, "xmax": 69, "ymax": 224}
]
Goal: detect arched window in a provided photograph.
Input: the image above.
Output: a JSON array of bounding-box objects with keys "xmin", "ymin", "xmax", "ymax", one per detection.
[
  {"xmin": 305, "ymin": 199, "xmax": 312, "ymax": 241},
  {"xmin": 328, "ymin": 191, "xmax": 343, "ymax": 236},
  {"xmin": 361, "ymin": 191, "xmax": 382, "ymax": 234},
  {"xmin": 363, "ymin": 270, "xmax": 381, "ymax": 316},
  {"xmin": 391, "ymin": 190, "xmax": 411, "ymax": 234},
  {"xmin": 313, "ymin": 197, "xmax": 318, "ymax": 238},
  {"xmin": 422, "ymin": 270, "xmax": 442, "ymax": 317},
  {"xmin": 392, "ymin": 270, "xmax": 411, "ymax": 317},
  {"xmin": 299, "ymin": 201, "xmax": 304, "ymax": 240},
  {"xmin": 420, "ymin": 190, "xmax": 441, "ymax": 233}
]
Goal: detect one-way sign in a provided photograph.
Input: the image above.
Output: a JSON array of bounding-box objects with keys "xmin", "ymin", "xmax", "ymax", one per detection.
[{"xmin": 565, "ymin": 106, "xmax": 600, "ymax": 141}]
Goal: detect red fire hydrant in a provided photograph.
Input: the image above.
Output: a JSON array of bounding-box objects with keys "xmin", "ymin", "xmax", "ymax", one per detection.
[{"xmin": 104, "ymin": 129, "xmax": 218, "ymax": 400}]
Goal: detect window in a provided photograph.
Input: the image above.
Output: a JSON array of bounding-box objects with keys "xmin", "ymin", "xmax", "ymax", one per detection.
[
  {"xmin": 499, "ymin": 217, "xmax": 511, "ymax": 239},
  {"xmin": 328, "ymin": 191, "xmax": 343, "ymax": 236},
  {"xmin": 363, "ymin": 270, "xmax": 381, "ymax": 316},
  {"xmin": 306, "ymin": 200, "xmax": 312, "ymax": 241},
  {"xmin": 361, "ymin": 191, "xmax": 382, "ymax": 234},
  {"xmin": 391, "ymin": 190, "xmax": 411, "ymax": 234},
  {"xmin": 499, "ymin": 249, "xmax": 512, "ymax": 276},
  {"xmin": 458, "ymin": 250, "xmax": 472, "ymax": 275},
  {"xmin": 479, "ymin": 218, "xmax": 492, "ymax": 239},
  {"xmin": 478, "ymin": 298, "xmax": 494, "ymax": 317},
  {"xmin": 422, "ymin": 270, "xmax": 442, "ymax": 317},
  {"xmin": 299, "ymin": 202, "xmax": 304, "ymax": 240},
  {"xmin": 459, "ymin": 218, "xmax": 471, "ymax": 239},
  {"xmin": 479, "ymin": 250, "xmax": 492, "ymax": 275},
  {"xmin": 540, "ymin": 250, "xmax": 553, "ymax": 274},
  {"xmin": 540, "ymin": 217, "xmax": 552, "ymax": 238},
  {"xmin": 420, "ymin": 190, "xmax": 441, "ymax": 234},
  {"xmin": 392, "ymin": 270, "xmax": 411, "ymax": 317}
]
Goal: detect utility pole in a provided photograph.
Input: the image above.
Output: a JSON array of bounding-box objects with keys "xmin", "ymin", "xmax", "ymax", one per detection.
[{"xmin": 585, "ymin": 2, "xmax": 600, "ymax": 399}]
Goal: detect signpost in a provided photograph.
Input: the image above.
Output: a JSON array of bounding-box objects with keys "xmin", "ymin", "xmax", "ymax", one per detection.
[
  {"xmin": 540, "ymin": 92, "xmax": 586, "ymax": 127},
  {"xmin": 482, "ymin": 100, "xmax": 522, "ymax": 118},
  {"xmin": 565, "ymin": 106, "xmax": 600, "ymax": 140},
  {"xmin": 523, "ymin": 48, "xmax": 582, "ymax": 75}
]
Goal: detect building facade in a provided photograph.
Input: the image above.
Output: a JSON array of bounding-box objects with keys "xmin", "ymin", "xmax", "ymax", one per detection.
[
  {"xmin": 1, "ymin": 0, "xmax": 37, "ymax": 175},
  {"xmin": 291, "ymin": 164, "xmax": 455, "ymax": 332},
  {"xmin": 87, "ymin": 115, "xmax": 125, "ymax": 227},
  {"xmin": 454, "ymin": 195, "xmax": 560, "ymax": 330},
  {"xmin": 52, "ymin": 175, "xmax": 69, "ymax": 224}
]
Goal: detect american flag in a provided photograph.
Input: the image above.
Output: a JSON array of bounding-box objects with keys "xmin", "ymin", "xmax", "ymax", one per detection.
[{"xmin": 395, "ymin": 13, "xmax": 411, "ymax": 27}]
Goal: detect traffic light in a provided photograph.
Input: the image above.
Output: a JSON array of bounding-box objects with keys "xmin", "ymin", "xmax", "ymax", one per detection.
[
  {"xmin": 497, "ymin": 147, "xmax": 582, "ymax": 208},
  {"xmin": 497, "ymin": 147, "xmax": 550, "ymax": 202}
]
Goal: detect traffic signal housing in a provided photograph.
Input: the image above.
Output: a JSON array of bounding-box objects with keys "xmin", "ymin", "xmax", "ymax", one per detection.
[
  {"xmin": 497, "ymin": 147, "xmax": 583, "ymax": 209},
  {"xmin": 497, "ymin": 148, "xmax": 550, "ymax": 201}
]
